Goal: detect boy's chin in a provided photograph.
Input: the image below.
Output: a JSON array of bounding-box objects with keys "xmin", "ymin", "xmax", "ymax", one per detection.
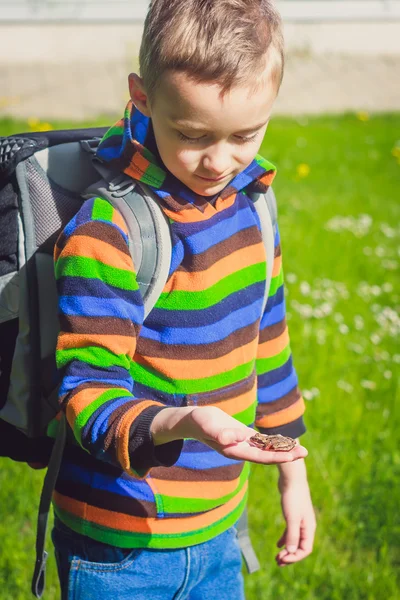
[{"xmin": 186, "ymin": 176, "xmax": 229, "ymax": 197}]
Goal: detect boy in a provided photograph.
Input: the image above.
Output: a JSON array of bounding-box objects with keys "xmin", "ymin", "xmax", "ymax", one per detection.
[{"xmin": 52, "ymin": 1, "xmax": 316, "ymax": 598}]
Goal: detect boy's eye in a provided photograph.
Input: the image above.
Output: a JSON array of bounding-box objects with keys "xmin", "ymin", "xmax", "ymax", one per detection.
[
  {"xmin": 177, "ymin": 131, "xmax": 260, "ymax": 144},
  {"xmin": 234, "ymin": 133, "xmax": 259, "ymax": 144},
  {"xmin": 177, "ymin": 132, "xmax": 205, "ymax": 143}
]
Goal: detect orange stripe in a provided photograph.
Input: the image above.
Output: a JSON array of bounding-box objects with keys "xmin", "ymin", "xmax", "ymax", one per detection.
[
  {"xmin": 161, "ymin": 193, "xmax": 237, "ymax": 224},
  {"xmin": 163, "ymin": 242, "xmax": 265, "ymax": 293},
  {"xmin": 257, "ymin": 328, "xmax": 289, "ymax": 359},
  {"xmin": 54, "ymin": 243, "xmax": 62, "ymax": 262},
  {"xmin": 256, "ymin": 397, "xmax": 305, "ymax": 428},
  {"xmin": 116, "ymin": 401, "xmax": 163, "ymax": 473},
  {"xmin": 213, "ymin": 380, "xmax": 257, "ymax": 416},
  {"xmin": 138, "ymin": 337, "xmax": 258, "ymax": 380},
  {"xmin": 60, "ymin": 235, "xmax": 133, "ymax": 271},
  {"xmin": 125, "ymin": 153, "xmax": 150, "ymax": 180},
  {"xmin": 66, "ymin": 387, "xmax": 128, "ymax": 424},
  {"xmin": 259, "ymin": 172, "xmax": 276, "ymax": 186},
  {"xmin": 272, "ymin": 254, "xmax": 282, "ymax": 278},
  {"xmin": 53, "ymin": 480, "xmax": 247, "ymax": 535},
  {"xmin": 150, "ymin": 474, "xmax": 241, "ymax": 499},
  {"xmin": 57, "ymin": 332, "xmax": 136, "ymax": 358},
  {"xmin": 111, "ymin": 209, "xmax": 129, "ymax": 236}
]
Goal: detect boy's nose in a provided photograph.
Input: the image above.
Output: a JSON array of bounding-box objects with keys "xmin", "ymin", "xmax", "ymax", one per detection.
[{"xmin": 201, "ymin": 149, "xmax": 230, "ymax": 178}]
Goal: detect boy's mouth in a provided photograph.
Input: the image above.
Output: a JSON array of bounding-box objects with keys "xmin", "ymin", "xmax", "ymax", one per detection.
[{"xmin": 196, "ymin": 174, "xmax": 229, "ymax": 182}]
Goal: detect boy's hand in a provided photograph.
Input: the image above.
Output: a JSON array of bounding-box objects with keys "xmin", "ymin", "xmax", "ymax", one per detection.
[
  {"xmin": 275, "ymin": 459, "xmax": 316, "ymax": 565},
  {"xmin": 151, "ymin": 406, "xmax": 307, "ymax": 465}
]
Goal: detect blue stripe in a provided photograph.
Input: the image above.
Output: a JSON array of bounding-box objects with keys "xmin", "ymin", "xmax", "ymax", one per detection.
[
  {"xmin": 176, "ymin": 449, "xmax": 241, "ymax": 470},
  {"xmin": 141, "ymin": 297, "xmax": 262, "ymax": 345},
  {"xmin": 58, "ymin": 276, "xmax": 142, "ymax": 305},
  {"xmin": 82, "ymin": 396, "xmax": 135, "ymax": 444},
  {"xmin": 59, "ymin": 295, "xmax": 143, "ymax": 323},
  {"xmin": 261, "ymin": 297, "xmax": 286, "ymax": 327},
  {"xmin": 258, "ymin": 371, "xmax": 298, "ymax": 404},
  {"xmin": 147, "ymin": 281, "xmax": 265, "ymax": 328},
  {"xmin": 257, "ymin": 356, "xmax": 293, "ymax": 387},
  {"xmin": 183, "ymin": 206, "xmax": 258, "ymax": 255},
  {"xmin": 59, "ymin": 462, "xmax": 154, "ymax": 502}
]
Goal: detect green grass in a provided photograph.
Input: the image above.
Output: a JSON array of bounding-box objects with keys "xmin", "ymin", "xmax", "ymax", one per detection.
[{"xmin": 1, "ymin": 112, "xmax": 399, "ymax": 599}]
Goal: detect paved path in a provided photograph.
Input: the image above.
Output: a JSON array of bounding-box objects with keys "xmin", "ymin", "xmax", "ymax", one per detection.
[{"xmin": 0, "ymin": 53, "xmax": 399, "ymax": 122}]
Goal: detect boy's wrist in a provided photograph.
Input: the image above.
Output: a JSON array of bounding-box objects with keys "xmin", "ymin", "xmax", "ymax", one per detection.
[
  {"xmin": 277, "ymin": 452, "xmax": 309, "ymax": 488},
  {"xmin": 150, "ymin": 406, "xmax": 197, "ymax": 446}
]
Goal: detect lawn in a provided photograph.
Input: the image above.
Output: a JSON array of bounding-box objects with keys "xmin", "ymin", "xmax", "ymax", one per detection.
[{"xmin": 0, "ymin": 112, "xmax": 399, "ymax": 600}]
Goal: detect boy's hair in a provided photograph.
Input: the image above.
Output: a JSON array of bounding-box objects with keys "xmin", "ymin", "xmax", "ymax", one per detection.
[{"xmin": 139, "ymin": 0, "xmax": 284, "ymax": 101}]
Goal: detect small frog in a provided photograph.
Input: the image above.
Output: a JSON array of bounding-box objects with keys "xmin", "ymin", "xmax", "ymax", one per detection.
[{"xmin": 249, "ymin": 432, "xmax": 296, "ymax": 452}]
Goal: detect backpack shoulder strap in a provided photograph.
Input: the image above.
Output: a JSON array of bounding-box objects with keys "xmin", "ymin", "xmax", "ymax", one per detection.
[
  {"xmin": 84, "ymin": 172, "xmax": 171, "ymax": 319},
  {"xmin": 249, "ymin": 187, "xmax": 278, "ymax": 315}
]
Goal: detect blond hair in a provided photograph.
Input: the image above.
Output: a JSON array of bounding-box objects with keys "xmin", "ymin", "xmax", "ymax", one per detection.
[{"xmin": 139, "ymin": 0, "xmax": 284, "ymax": 101}]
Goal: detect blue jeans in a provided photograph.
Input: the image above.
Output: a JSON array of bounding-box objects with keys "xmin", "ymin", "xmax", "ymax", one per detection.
[{"xmin": 52, "ymin": 517, "xmax": 245, "ymax": 600}]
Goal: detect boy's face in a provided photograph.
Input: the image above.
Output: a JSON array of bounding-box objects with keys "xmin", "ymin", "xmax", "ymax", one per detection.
[{"xmin": 129, "ymin": 69, "xmax": 277, "ymax": 196}]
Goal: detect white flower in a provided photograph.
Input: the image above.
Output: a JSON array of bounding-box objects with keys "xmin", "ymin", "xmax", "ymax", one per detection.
[
  {"xmin": 361, "ymin": 379, "xmax": 377, "ymax": 390},
  {"xmin": 286, "ymin": 273, "xmax": 297, "ymax": 284},
  {"xmin": 393, "ymin": 354, "xmax": 400, "ymax": 364},
  {"xmin": 382, "ymin": 259, "xmax": 398, "ymax": 270},
  {"xmin": 380, "ymin": 223, "xmax": 396, "ymax": 238},
  {"xmin": 348, "ymin": 343, "xmax": 364, "ymax": 354},
  {"xmin": 339, "ymin": 324, "xmax": 349, "ymax": 334},
  {"xmin": 354, "ymin": 315, "xmax": 365, "ymax": 330},
  {"xmin": 370, "ymin": 333, "xmax": 381, "ymax": 345},
  {"xmin": 300, "ymin": 281, "xmax": 311, "ymax": 296},
  {"xmin": 337, "ymin": 380, "xmax": 354, "ymax": 393},
  {"xmin": 333, "ymin": 313, "xmax": 344, "ymax": 323},
  {"xmin": 382, "ymin": 283, "xmax": 393, "ymax": 293},
  {"xmin": 383, "ymin": 370, "xmax": 392, "ymax": 380},
  {"xmin": 303, "ymin": 387, "xmax": 320, "ymax": 401},
  {"xmin": 375, "ymin": 246, "xmax": 385, "ymax": 257}
]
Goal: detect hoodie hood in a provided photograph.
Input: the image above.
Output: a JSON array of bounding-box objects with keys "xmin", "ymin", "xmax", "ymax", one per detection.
[{"xmin": 96, "ymin": 100, "xmax": 277, "ymax": 222}]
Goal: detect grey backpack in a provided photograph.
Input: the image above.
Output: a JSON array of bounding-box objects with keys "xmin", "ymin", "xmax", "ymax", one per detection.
[{"xmin": 0, "ymin": 128, "xmax": 277, "ymax": 597}]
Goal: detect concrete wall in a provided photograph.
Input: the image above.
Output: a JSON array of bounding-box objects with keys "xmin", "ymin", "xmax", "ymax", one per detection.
[{"xmin": 0, "ymin": 20, "xmax": 399, "ymax": 66}]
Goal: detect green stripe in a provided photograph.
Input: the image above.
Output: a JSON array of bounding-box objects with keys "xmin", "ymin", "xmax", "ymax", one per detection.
[
  {"xmin": 92, "ymin": 197, "xmax": 114, "ymax": 222},
  {"xmin": 55, "ymin": 255, "xmax": 138, "ymax": 290},
  {"xmin": 232, "ymin": 401, "xmax": 257, "ymax": 426},
  {"xmin": 268, "ymin": 269, "xmax": 284, "ymax": 297},
  {"xmin": 256, "ymin": 344, "xmax": 291, "ymax": 375},
  {"xmin": 100, "ymin": 125, "xmax": 124, "ymax": 142},
  {"xmin": 158, "ymin": 263, "xmax": 266, "ymax": 311},
  {"xmin": 130, "ymin": 360, "xmax": 255, "ymax": 395},
  {"xmin": 56, "ymin": 346, "xmax": 131, "ymax": 370},
  {"xmin": 73, "ymin": 388, "xmax": 132, "ymax": 443},
  {"xmin": 255, "ymin": 154, "xmax": 276, "ymax": 173},
  {"xmin": 158, "ymin": 463, "xmax": 249, "ymax": 513},
  {"xmin": 53, "ymin": 490, "xmax": 247, "ymax": 548}
]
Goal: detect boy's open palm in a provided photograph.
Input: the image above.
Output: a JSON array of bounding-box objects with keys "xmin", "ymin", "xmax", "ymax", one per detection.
[{"xmin": 185, "ymin": 407, "xmax": 307, "ymax": 465}]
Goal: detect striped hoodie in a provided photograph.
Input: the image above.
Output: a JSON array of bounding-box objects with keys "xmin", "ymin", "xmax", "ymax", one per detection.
[{"xmin": 53, "ymin": 101, "xmax": 305, "ymax": 548}]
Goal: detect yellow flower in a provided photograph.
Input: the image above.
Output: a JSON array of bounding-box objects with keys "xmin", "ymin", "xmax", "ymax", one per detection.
[
  {"xmin": 27, "ymin": 117, "xmax": 40, "ymax": 130},
  {"xmin": 391, "ymin": 146, "xmax": 400, "ymax": 158},
  {"xmin": 296, "ymin": 163, "xmax": 310, "ymax": 178},
  {"xmin": 356, "ymin": 111, "xmax": 370, "ymax": 122},
  {"xmin": 37, "ymin": 122, "xmax": 53, "ymax": 132}
]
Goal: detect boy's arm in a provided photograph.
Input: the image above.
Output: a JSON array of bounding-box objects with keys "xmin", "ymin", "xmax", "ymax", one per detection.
[
  {"xmin": 54, "ymin": 197, "xmax": 182, "ymax": 478},
  {"xmin": 255, "ymin": 224, "xmax": 305, "ymax": 439},
  {"xmin": 256, "ymin": 224, "xmax": 316, "ymax": 563}
]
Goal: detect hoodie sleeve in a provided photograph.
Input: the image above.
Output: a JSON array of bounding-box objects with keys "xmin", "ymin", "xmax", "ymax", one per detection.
[
  {"xmin": 255, "ymin": 224, "xmax": 306, "ymax": 439},
  {"xmin": 54, "ymin": 196, "xmax": 182, "ymax": 477}
]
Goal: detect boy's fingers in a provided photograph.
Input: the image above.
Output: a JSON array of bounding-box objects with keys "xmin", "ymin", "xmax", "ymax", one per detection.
[
  {"xmin": 285, "ymin": 520, "xmax": 300, "ymax": 554},
  {"xmin": 277, "ymin": 530, "xmax": 287, "ymax": 548},
  {"xmin": 225, "ymin": 443, "xmax": 308, "ymax": 464}
]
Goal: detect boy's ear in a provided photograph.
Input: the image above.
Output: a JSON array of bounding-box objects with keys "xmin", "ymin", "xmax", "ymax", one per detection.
[{"xmin": 128, "ymin": 73, "xmax": 151, "ymax": 117}]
